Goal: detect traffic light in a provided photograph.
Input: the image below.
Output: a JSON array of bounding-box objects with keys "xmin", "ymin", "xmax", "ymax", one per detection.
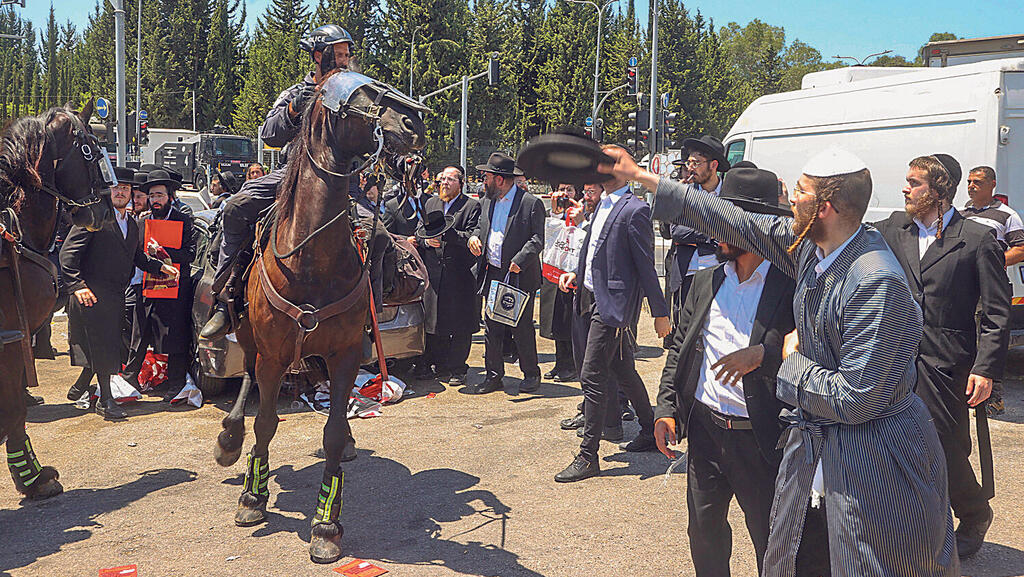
[
  {"xmin": 626, "ymin": 109, "xmax": 650, "ymax": 153},
  {"xmin": 139, "ymin": 119, "xmax": 149, "ymax": 146},
  {"xmin": 584, "ymin": 125, "xmax": 593, "ymax": 139},
  {"xmin": 593, "ymin": 118, "xmax": 604, "ymax": 143},
  {"xmin": 662, "ymin": 111, "xmax": 678, "ymax": 151},
  {"xmin": 626, "ymin": 64, "xmax": 638, "ymax": 96},
  {"xmin": 126, "ymin": 111, "xmax": 137, "ymax": 149},
  {"xmin": 487, "ymin": 55, "xmax": 500, "ymax": 86}
]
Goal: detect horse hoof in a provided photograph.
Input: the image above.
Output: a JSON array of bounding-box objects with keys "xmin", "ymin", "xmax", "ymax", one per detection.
[
  {"xmin": 340, "ymin": 440, "xmax": 357, "ymax": 463},
  {"xmin": 27, "ymin": 478, "xmax": 63, "ymax": 501},
  {"xmin": 234, "ymin": 493, "xmax": 267, "ymax": 527},
  {"xmin": 215, "ymin": 443, "xmax": 243, "ymax": 467},
  {"xmin": 309, "ymin": 522, "xmax": 344, "ymax": 564},
  {"xmin": 215, "ymin": 426, "xmax": 244, "ymax": 467}
]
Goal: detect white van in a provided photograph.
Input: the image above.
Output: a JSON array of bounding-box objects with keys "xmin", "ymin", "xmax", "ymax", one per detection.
[{"xmin": 722, "ymin": 57, "xmax": 1024, "ymax": 343}]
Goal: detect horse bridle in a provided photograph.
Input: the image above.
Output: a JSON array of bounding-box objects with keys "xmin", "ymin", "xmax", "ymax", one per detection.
[{"xmin": 40, "ymin": 123, "xmax": 114, "ymax": 209}]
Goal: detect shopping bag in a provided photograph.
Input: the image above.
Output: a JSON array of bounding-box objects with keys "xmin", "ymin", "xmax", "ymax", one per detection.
[
  {"xmin": 170, "ymin": 373, "xmax": 204, "ymax": 408},
  {"xmin": 138, "ymin": 350, "xmax": 168, "ymax": 390},
  {"xmin": 542, "ymin": 216, "xmax": 585, "ymax": 283},
  {"xmin": 485, "ymin": 272, "xmax": 529, "ymax": 327}
]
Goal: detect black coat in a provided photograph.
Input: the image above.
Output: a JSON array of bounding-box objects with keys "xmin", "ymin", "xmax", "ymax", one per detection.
[
  {"xmin": 60, "ymin": 214, "xmax": 164, "ymax": 374},
  {"xmin": 418, "ymin": 194, "xmax": 482, "ymax": 335},
  {"xmin": 654, "ymin": 262, "xmax": 796, "ymax": 465},
  {"xmin": 383, "ymin": 193, "xmax": 433, "ymax": 237},
  {"xmin": 472, "ymin": 185, "xmax": 545, "ymax": 294},
  {"xmin": 659, "ymin": 221, "xmax": 716, "ymax": 294},
  {"xmin": 873, "ymin": 210, "xmax": 1010, "ymax": 432},
  {"xmin": 133, "ymin": 206, "xmax": 198, "ymax": 355},
  {"xmin": 539, "ymin": 279, "xmax": 573, "ymax": 341}
]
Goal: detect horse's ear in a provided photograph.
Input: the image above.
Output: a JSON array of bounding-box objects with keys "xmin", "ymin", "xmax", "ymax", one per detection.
[{"xmin": 78, "ymin": 98, "xmax": 95, "ymax": 125}]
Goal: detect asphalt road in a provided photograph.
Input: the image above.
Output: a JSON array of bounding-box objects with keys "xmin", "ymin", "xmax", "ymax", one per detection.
[{"xmin": 2, "ymin": 315, "xmax": 1023, "ymax": 576}]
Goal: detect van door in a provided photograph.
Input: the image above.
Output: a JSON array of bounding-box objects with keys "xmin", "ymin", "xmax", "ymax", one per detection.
[{"xmin": 1000, "ymin": 72, "xmax": 1024, "ymax": 337}]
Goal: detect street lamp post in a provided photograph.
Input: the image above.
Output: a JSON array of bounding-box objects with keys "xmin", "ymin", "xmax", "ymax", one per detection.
[
  {"xmin": 568, "ymin": 0, "xmax": 618, "ymax": 120},
  {"xmin": 409, "ymin": 25, "xmax": 424, "ymax": 97}
]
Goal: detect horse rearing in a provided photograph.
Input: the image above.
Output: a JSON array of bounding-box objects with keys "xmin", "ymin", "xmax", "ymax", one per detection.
[
  {"xmin": 1, "ymin": 101, "xmax": 115, "ymax": 501},
  {"xmin": 213, "ymin": 71, "xmax": 427, "ymax": 563}
]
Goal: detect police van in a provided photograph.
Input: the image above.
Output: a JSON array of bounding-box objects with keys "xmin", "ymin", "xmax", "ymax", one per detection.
[{"xmin": 722, "ymin": 38, "xmax": 1024, "ymax": 345}]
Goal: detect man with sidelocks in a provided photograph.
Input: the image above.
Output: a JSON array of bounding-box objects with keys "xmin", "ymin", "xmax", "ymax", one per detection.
[{"xmin": 599, "ymin": 146, "xmax": 957, "ymax": 575}]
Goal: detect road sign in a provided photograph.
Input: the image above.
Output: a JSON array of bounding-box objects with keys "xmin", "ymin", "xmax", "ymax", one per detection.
[
  {"xmin": 96, "ymin": 97, "xmax": 109, "ymax": 119},
  {"xmin": 661, "ymin": 93, "xmax": 669, "ymax": 107},
  {"xmin": 585, "ymin": 117, "xmax": 594, "ymax": 127},
  {"xmin": 139, "ymin": 109, "xmax": 148, "ymax": 120},
  {"xmin": 628, "ymin": 56, "xmax": 637, "ymax": 67},
  {"xmin": 650, "ymin": 154, "xmax": 660, "ymax": 175}
]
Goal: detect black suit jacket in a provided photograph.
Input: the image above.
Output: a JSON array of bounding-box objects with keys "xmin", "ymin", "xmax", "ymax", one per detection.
[
  {"xmin": 472, "ymin": 185, "xmax": 545, "ymax": 293},
  {"xmin": 654, "ymin": 262, "xmax": 796, "ymax": 464},
  {"xmin": 420, "ymin": 194, "xmax": 482, "ymax": 335},
  {"xmin": 873, "ymin": 210, "xmax": 1009, "ymax": 385}
]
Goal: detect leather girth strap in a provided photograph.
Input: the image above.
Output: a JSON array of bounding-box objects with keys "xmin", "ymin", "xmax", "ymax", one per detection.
[{"xmin": 255, "ymin": 255, "xmax": 369, "ymax": 368}]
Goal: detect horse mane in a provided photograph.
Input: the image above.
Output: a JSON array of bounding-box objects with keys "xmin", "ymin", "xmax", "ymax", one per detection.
[{"xmin": 0, "ymin": 107, "xmax": 79, "ymax": 212}]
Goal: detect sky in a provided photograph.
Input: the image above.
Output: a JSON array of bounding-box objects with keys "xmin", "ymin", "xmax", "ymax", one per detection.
[{"xmin": 21, "ymin": 0, "xmax": 1024, "ymax": 62}]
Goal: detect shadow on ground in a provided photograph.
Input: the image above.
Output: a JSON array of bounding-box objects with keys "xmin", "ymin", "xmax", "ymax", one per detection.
[
  {"xmin": 0, "ymin": 468, "xmax": 197, "ymax": 576},
  {"xmin": 225, "ymin": 450, "xmax": 543, "ymax": 576},
  {"xmin": 960, "ymin": 542, "xmax": 1024, "ymax": 577}
]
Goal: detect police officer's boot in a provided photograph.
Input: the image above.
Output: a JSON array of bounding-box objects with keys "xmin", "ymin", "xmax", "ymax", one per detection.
[
  {"xmin": 0, "ymin": 308, "xmax": 25, "ymax": 353},
  {"xmin": 201, "ymin": 301, "xmax": 232, "ymax": 340}
]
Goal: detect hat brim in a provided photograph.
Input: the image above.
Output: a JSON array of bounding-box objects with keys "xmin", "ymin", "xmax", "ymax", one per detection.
[
  {"xmin": 722, "ymin": 195, "xmax": 792, "ymax": 217},
  {"xmin": 474, "ymin": 163, "xmax": 524, "ymax": 177},
  {"xmin": 516, "ymin": 134, "xmax": 615, "ymax": 185},
  {"xmin": 416, "ymin": 214, "xmax": 456, "ymax": 239},
  {"xmin": 681, "ymin": 138, "xmax": 731, "ymax": 172},
  {"xmin": 140, "ymin": 179, "xmax": 181, "ymax": 192}
]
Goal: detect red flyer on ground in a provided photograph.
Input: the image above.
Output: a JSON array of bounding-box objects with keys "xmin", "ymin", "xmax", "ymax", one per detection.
[
  {"xmin": 142, "ymin": 219, "xmax": 182, "ymax": 299},
  {"xmin": 99, "ymin": 565, "xmax": 138, "ymax": 577},
  {"xmin": 334, "ymin": 559, "xmax": 388, "ymax": 576}
]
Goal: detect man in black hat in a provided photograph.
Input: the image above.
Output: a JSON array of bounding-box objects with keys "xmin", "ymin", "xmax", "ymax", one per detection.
[
  {"xmin": 201, "ymin": 24, "xmax": 356, "ymax": 340},
  {"xmin": 416, "ymin": 168, "xmax": 482, "ymax": 384},
  {"xmin": 661, "ymin": 136, "xmax": 729, "ymax": 341},
  {"xmin": 121, "ymin": 169, "xmax": 198, "ymax": 402},
  {"xmin": 653, "ymin": 166, "xmax": 798, "ymax": 575},
  {"xmin": 62, "ymin": 166, "xmax": 178, "ymax": 419},
  {"xmin": 872, "ymin": 154, "xmax": 1009, "ymax": 559},
  {"xmin": 139, "ymin": 164, "xmax": 191, "ymax": 216},
  {"xmin": 465, "ymin": 152, "xmax": 545, "ymax": 394}
]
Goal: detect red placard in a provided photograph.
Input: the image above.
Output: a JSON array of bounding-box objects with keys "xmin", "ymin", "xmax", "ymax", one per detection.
[
  {"xmin": 142, "ymin": 219, "xmax": 182, "ymax": 299},
  {"xmin": 99, "ymin": 565, "xmax": 138, "ymax": 577},
  {"xmin": 334, "ymin": 559, "xmax": 388, "ymax": 576}
]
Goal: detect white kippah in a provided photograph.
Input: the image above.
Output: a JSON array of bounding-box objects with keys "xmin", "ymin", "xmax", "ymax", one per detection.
[{"xmin": 801, "ymin": 147, "xmax": 868, "ymax": 178}]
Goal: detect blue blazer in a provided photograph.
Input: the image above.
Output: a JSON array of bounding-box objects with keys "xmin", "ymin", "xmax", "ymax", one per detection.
[{"xmin": 575, "ymin": 191, "xmax": 670, "ymax": 328}]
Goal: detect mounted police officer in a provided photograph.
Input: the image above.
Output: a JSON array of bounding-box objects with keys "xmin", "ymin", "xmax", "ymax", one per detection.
[{"xmin": 201, "ymin": 24, "xmax": 355, "ymax": 339}]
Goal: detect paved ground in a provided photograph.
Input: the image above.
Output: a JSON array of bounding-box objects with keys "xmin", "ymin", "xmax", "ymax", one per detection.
[{"xmin": 3, "ymin": 314, "xmax": 1024, "ymax": 576}]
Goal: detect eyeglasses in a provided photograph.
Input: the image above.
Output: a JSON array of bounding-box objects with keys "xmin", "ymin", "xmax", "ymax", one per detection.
[{"xmin": 683, "ymin": 159, "xmax": 708, "ymax": 168}]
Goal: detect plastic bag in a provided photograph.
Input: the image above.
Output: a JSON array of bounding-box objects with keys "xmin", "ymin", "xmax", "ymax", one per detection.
[{"xmin": 542, "ymin": 216, "xmax": 586, "ymax": 283}]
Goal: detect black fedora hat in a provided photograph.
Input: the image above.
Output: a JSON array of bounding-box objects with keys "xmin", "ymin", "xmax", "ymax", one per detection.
[
  {"xmin": 416, "ymin": 196, "xmax": 456, "ymax": 240},
  {"xmin": 140, "ymin": 169, "xmax": 182, "ymax": 193},
  {"xmin": 678, "ymin": 135, "xmax": 731, "ymax": 172},
  {"xmin": 475, "ymin": 152, "xmax": 524, "ymax": 177},
  {"xmin": 720, "ymin": 166, "xmax": 791, "ymax": 216},
  {"xmin": 516, "ymin": 132, "xmax": 614, "ymax": 185},
  {"xmin": 139, "ymin": 163, "xmax": 184, "ymax": 183},
  {"xmin": 132, "ymin": 171, "xmax": 149, "ymax": 187},
  {"xmin": 113, "ymin": 166, "xmax": 135, "ymax": 184}
]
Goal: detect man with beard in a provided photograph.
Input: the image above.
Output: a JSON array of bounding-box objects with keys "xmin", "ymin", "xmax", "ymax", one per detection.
[
  {"xmin": 873, "ymin": 154, "xmax": 1008, "ymax": 560},
  {"xmin": 661, "ymin": 137, "xmax": 727, "ymax": 342},
  {"xmin": 416, "ymin": 166, "xmax": 481, "ymax": 385},
  {"xmin": 121, "ymin": 170, "xmax": 198, "ymax": 402},
  {"xmin": 466, "ymin": 152, "xmax": 545, "ymax": 394},
  {"xmin": 62, "ymin": 167, "xmax": 178, "ymax": 420},
  {"xmin": 601, "ymin": 145, "xmax": 957, "ymax": 576},
  {"xmin": 654, "ymin": 165, "xmax": 799, "ymax": 575},
  {"xmin": 202, "ymin": 24, "xmax": 355, "ymax": 339}
]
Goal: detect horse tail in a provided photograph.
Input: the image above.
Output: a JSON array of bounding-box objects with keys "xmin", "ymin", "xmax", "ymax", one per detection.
[{"xmin": 214, "ymin": 372, "xmax": 254, "ymax": 467}]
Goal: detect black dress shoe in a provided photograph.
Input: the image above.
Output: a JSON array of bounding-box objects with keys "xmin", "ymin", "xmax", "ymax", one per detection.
[
  {"xmin": 956, "ymin": 504, "xmax": 993, "ymax": 558},
  {"xmin": 95, "ymin": 399, "xmax": 127, "ymax": 421},
  {"xmin": 576, "ymin": 424, "xmax": 624, "ymax": 442},
  {"xmin": 620, "ymin": 434, "xmax": 658, "ymax": 452},
  {"xmin": 448, "ymin": 373, "xmax": 467, "ymax": 386},
  {"xmin": 560, "ymin": 412, "xmax": 585, "ymax": 430},
  {"xmin": 23, "ymin": 389, "xmax": 44, "ymax": 407},
  {"xmin": 67, "ymin": 382, "xmax": 94, "ymax": 401},
  {"xmin": 555, "ymin": 454, "xmax": 599, "ymax": 483},
  {"xmin": 463, "ymin": 378, "xmax": 503, "ymax": 395},
  {"xmin": 553, "ymin": 371, "xmax": 579, "ymax": 383},
  {"xmin": 519, "ymin": 375, "xmax": 541, "ymax": 393},
  {"xmin": 543, "ymin": 368, "xmax": 559, "ymax": 379}
]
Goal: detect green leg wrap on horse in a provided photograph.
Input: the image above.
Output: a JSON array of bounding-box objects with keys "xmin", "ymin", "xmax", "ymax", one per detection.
[
  {"xmin": 242, "ymin": 451, "xmax": 270, "ymax": 498},
  {"xmin": 7, "ymin": 437, "xmax": 45, "ymax": 492},
  {"xmin": 313, "ymin": 468, "xmax": 344, "ymax": 524}
]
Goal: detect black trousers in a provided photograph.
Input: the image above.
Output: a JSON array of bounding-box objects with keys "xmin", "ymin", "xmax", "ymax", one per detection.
[
  {"xmin": 123, "ymin": 283, "xmax": 142, "ymax": 357},
  {"xmin": 427, "ymin": 331, "xmax": 473, "ymax": 375},
  {"xmin": 553, "ymin": 339, "xmax": 574, "ymax": 372},
  {"xmin": 483, "ymin": 267, "xmax": 540, "ymax": 380},
  {"xmin": 686, "ymin": 403, "xmax": 776, "ymax": 577},
  {"xmin": 577, "ymin": 297, "xmax": 653, "ymax": 461}
]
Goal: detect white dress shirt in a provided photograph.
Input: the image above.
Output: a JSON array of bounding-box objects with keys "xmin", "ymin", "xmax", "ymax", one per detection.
[
  {"xmin": 695, "ymin": 259, "xmax": 771, "ymax": 417},
  {"xmin": 686, "ymin": 178, "xmax": 723, "ymax": 276},
  {"xmin": 487, "ymin": 185, "xmax": 518, "ymax": 268},
  {"xmin": 583, "ymin": 185, "xmax": 628, "ymax": 291},
  {"xmin": 114, "ymin": 208, "xmax": 129, "ymax": 239},
  {"xmin": 913, "ymin": 206, "xmax": 955, "ymax": 259}
]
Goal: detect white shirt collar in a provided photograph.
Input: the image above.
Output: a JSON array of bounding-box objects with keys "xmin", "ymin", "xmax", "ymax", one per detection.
[
  {"xmin": 914, "ymin": 206, "xmax": 955, "ymax": 233},
  {"xmin": 814, "ymin": 226, "xmax": 861, "ymax": 276},
  {"xmin": 725, "ymin": 258, "xmax": 771, "ymax": 284}
]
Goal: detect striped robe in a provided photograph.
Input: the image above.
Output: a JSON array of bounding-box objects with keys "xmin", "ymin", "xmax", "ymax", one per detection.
[{"xmin": 652, "ymin": 178, "xmax": 958, "ymax": 577}]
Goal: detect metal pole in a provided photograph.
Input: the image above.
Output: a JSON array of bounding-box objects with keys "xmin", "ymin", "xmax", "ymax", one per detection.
[
  {"xmin": 409, "ymin": 27, "xmax": 417, "ymax": 97},
  {"xmin": 592, "ymin": 6, "xmax": 603, "ymax": 119},
  {"xmin": 113, "ymin": 0, "xmax": 127, "ymax": 166},
  {"xmin": 192, "ymin": 88, "xmax": 196, "ymax": 131},
  {"xmin": 649, "ymin": 0, "xmax": 658, "ymax": 160},
  {"xmin": 460, "ymin": 75, "xmax": 468, "ymax": 169},
  {"xmin": 135, "ymin": 0, "xmax": 141, "ymax": 160}
]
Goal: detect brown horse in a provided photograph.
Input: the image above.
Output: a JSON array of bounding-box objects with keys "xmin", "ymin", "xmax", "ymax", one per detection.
[
  {"xmin": 1, "ymin": 101, "xmax": 115, "ymax": 500},
  {"xmin": 213, "ymin": 71, "xmax": 427, "ymax": 563}
]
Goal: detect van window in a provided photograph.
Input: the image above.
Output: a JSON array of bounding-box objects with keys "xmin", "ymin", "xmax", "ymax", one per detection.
[{"xmin": 726, "ymin": 140, "xmax": 745, "ymax": 166}]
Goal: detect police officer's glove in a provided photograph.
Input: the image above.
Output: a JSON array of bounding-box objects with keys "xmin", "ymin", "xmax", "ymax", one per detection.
[{"xmin": 288, "ymin": 84, "xmax": 317, "ymax": 120}]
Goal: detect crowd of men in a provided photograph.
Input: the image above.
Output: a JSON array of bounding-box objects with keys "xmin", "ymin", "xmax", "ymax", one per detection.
[{"xmin": 26, "ymin": 20, "xmax": 1021, "ymax": 577}]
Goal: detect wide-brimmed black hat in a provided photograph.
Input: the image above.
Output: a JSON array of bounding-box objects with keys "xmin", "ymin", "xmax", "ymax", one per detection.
[
  {"xmin": 139, "ymin": 164, "xmax": 184, "ymax": 183},
  {"xmin": 113, "ymin": 166, "xmax": 135, "ymax": 184},
  {"xmin": 140, "ymin": 169, "xmax": 182, "ymax": 193},
  {"xmin": 677, "ymin": 135, "xmax": 730, "ymax": 172},
  {"xmin": 516, "ymin": 132, "xmax": 614, "ymax": 185},
  {"xmin": 475, "ymin": 152, "xmax": 523, "ymax": 177},
  {"xmin": 720, "ymin": 166, "xmax": 791, "ymax": 216},
  {"xmin": 131, "ymin": 171, "xmax": 149, "ymax": 187},
  {"xmin": 416, "ymin": 196, "xmax": 456, "ymax": 240}
]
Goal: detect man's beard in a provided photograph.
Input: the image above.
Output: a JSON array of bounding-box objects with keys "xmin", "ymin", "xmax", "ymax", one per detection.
[
  {"xmin": 905, "ymin": 190, "xmax": 941, "ymax": 220},
  {"xmin": 112, "ymin": 196, "xmax": 130, "ymax": 211},
  {"xmin": 484, "ymin": 180, "xmax": 500, "ymax": 199},
  {"xmin": 791, "ymin": 200, "xmax": 821, "ymax": 241},
  {"xmin": 715, "ymin": 244, "xmax": 746, "ymax": 262},
  {"xmin": 151, "ymin": 202, "xmax": 170, "ymax": 217}
]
